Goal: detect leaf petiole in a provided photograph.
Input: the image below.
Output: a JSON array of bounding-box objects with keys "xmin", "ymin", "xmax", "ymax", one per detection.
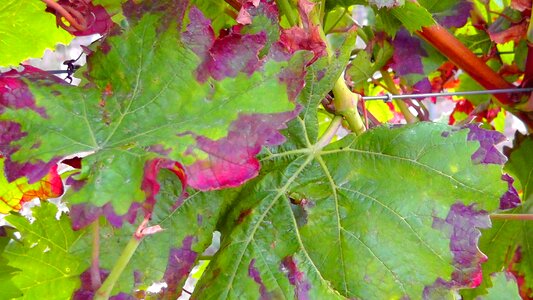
[
  {"xmin": 94, "ymin": 236, "xmax": 142, "ymax": 300},
  {"xmin": 490, "ymin": 214, "xmax": 533, "ymax": 221},
  {"xmin": 315, "ymin": 115, "xmax": 343, "ymax": 149},
  {"xmin": 332, "ymin": 76, "xmax": 366, "ymax": 135},
  {"xmin": 379, "ymin": 69, "xmax": 419, "ymax": 124}
]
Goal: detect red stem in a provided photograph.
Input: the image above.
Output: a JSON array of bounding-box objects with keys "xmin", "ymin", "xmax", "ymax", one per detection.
[
  {"xmin": 417, "ymin": 24, "xmax": 516, "ymax": 106},
  {"xmin": 90, "ymin": 221, "xmax": 102, "ymax": 290},
  {"xmin": 490, "ymin": 214, "xmax": 533, "ymax": 221},
  {"xmin": 41, "ymin": 0, "xmax": 86, "ymax": 31}
]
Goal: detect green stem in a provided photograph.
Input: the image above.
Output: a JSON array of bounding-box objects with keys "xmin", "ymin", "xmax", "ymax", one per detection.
[
  {"xmin": 319, "ymin": 0, "xmax": 326, "ymax": 25},
  {"xmin": 275, "ymin": 0, "xmax": 298, "ymax": 27},
  {"xmin": 332, "ymin": 77, "xmax": 366, "ymax": 135},
  {"xmin": 490, "ymin": 214, "xmax": 533, "ymax": 221},
  {"xmin": 316, "ymin": 116, "xmax": 343, "ymax": 149},
  {"xmin": 379, "ymin": 70, "xmax": 419, "ymax": 124},
  {"xmin": 356, "ymin": 27, "xmax": 369, "ymax": 44},
  {"xmin": 94, "ymin": 237, "xmax": 142, "ymax": 300}
]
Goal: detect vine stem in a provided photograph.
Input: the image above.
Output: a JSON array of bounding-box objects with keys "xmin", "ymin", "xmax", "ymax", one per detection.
[
  {"xmin": 275, "ymin": 0, "xmax": 298, "ymax": 27},
  {"xmin": 41, "ymin": 0, "xmax": 85, "ymax": 31},
  {"xmin": 93, "ymin": 236, "xmax": 142, "ymax": 300},
  {"xmin": 90, "ymin": 221, "xmax": 102, "ymax": 290},
  {"xmin": 332, "ymin": 76, "xmax": 367, "ymax": 135},
  {"xmin": 316, "ymin": 115, "xmax": 343, "ymax": 149},
  {"xmin": 379, "ymin": 70, "xmax": 418, "ymax": 123},
  {"xmin": 490, "ymin": 214, "xmax": 533, "ymax": 221}
]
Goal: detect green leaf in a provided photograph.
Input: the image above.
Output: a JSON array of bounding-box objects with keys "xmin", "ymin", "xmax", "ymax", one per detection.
[
  {"xmin": 480, "ymin": 272, "xmax": 521, "ymax": 300},
  {"xmin": 377, "ymin": 2, "xmax": 435, "ymax": 36},
  {"xmin": 193, "ymin": 121, "xmax": 506, "ymax": 299},
  {"xmin": 0, "ymin": 227, "xmax": 22, "ymax": 299},
  {"xmin": 347, "ymin": 42, "xmax": 393, "ymax": 90},
  {"xmin": 0, "ymin": 0, "xmax": 73, "ymax": 67},
  {"xmin": 1, "ymin": 203, "xmax": 89, "ymax": 299}
]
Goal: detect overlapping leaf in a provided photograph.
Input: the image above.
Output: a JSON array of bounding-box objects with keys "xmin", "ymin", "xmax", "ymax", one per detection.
[
  {"xmin": 184, "ymin": 35, "xmax": 513, "ymax": 300},
  {"xmin": 0, "ymin": 157, "xmax": 63, "ymax": 214},
  {"xmin": 0, "ymin": 1, "xmax": 308, "ymax": 221},
  {"xmin": 192, "ymin": 118, "xmax": 511, "ymax": 299},
  {"xmin": 0, "ymin": 203, "xmax": 89, "ymax": 299}
]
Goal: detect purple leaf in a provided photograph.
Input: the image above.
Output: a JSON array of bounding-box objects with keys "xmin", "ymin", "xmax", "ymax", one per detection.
[
  {"xmin": 391, "ymin": 30, "xmax": 426, "ymax": 76},
  {"xmin": 465, "ymin": 124, "xmax": 507, "ymax": 165},
  {"xmin": 499, "ymin": 174, "xmax": 521, "ymax": 210},
  {"xmin": 434, "ymin": 1, "xmax": 473, "ymax": 28},
  {"xmin": 161, "ymin": 236, "xmax": 198, "ymax": 298},
  {"xmin": 425, "ymin": 203, "xmax": 491, "ymax": 297},
  {"xmin": 184, "ymin": 7, "xmax": 267, "ymax": 82}
]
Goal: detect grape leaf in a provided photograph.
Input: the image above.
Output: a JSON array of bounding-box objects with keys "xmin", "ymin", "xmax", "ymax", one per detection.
[
  {"xmin": 0, "ymin": 157, "xmax": 63, "ymax": 214},
  {"xmin": 0, "ymin": 226, "xmax": 22, "ymax": 299},
  {"xmin": 480, "ymin": 272, "xmax": 521, "ymax": 300},
  {"xmin": 463, "ymin": 134, "xmax": 533, "ymax": 299},
  {"xmin": 0, "ymin": 203, "xmax": 89, "ymax": 299},
  {"xmin": 0, "ymin": 0, "xmax": 73, "ymax": 67},
  {"xmin": 376, "ymin": 1, "xmax": 435, "ymax": 36},
  {"xmin": 346, "ymin": 41, "xmax": 394, "ymax": 90},
  {"xmin": 390, "ymin": 29, "xmax": 446, "ymax": 93},
  {"xmin": 418, "ymin": 0, "xmax": 472, "ymax": 28},
  {"xmin": 192, "ymin": 119, "xmax": 509, "ymax": 299},
  {"xmin": 0, "ymin": 2, "xmax": 308, "ymax": 219}
]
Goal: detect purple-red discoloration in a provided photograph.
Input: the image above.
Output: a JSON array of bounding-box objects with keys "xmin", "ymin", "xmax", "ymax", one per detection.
[
  {"xmin": 424, "ymin": 203, "xmax": 491, "ymax": 298},
  {"xmin": 281, "ymin": 256, "xmax": 311, "ymax": 300},
  {"xmin": 73, "ymin": 268, "xmax": 134, "ymax": 300},
  {"xmin": 278, "ymin": 0, "xmax": 326, "ymax": 65},
  {"xmin": 141, "ymin": 158, "xmax": 188, "ymax": 213},
  {"xmin": 0, "ymin": 66, "xmax": 64, "ymax": 183},
  {"xmin": 185, "ymin": 110, "xmax": 299, "ymax": 190},
  {"xmin": 184, "ymin": 7, "xmax": 267, "ymax": 82},
  {"xmin": 70, "ymin": 202, "xmax": 140, "ymax": 230},
  {"xmin": 248, "ymin": 259, "xmax": 270, "ymax": 299},
  {"xmin": 391, "ymin": 30, "xmax": 426, "ymax": 76},
  {"xmin": 161, "ymin": 236, "xmax": 198, "ymax": 298},
  {"xmin": 465, "ymin": 124, "xmax": 507, "ymax": 165},
  {"xmin": 434, "ymin": 1, "xmax": 473, "ymax": 28},
  {"xmin": 499, "ymin": 174, "xmax": 521, "ymax": 210}
]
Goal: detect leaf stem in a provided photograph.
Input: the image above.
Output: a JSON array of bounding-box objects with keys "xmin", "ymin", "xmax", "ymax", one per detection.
[
  {"xmin": 93, "ymin": 236, "xmax": 142, "ymax": 300},
  {"xmin": 90, "ymin": 221, "xmax": 102, "ymax": 291},
  {"xmin": 379, "ymin": 70, "xmax": 419, "ymax": 123},
  {"xmin": 41, "ymin": 0, "xmax": 85, "ymax": 31},
  {"xmin": 316, "ymin": 116, "xmax": 343, "ymax": 149},
  {"xmin": 490, "ymin": 214, "xmax": 533, "ymax": 221},
  {"xmin": 275, "ymin": 0, "xmax": 298, "ymax": 27},
  {"xmin": 332, "ymin": 76, "xmax": 366, "ymax": 135},
  {"xmin": 325, "ymin": 8, "xmax": 347, "ymax": 34}
]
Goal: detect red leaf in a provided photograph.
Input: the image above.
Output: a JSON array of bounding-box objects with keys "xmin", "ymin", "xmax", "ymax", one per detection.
[{"xmin": 278, "ymin": 0, "xmax": 326, "ymax": 65}]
